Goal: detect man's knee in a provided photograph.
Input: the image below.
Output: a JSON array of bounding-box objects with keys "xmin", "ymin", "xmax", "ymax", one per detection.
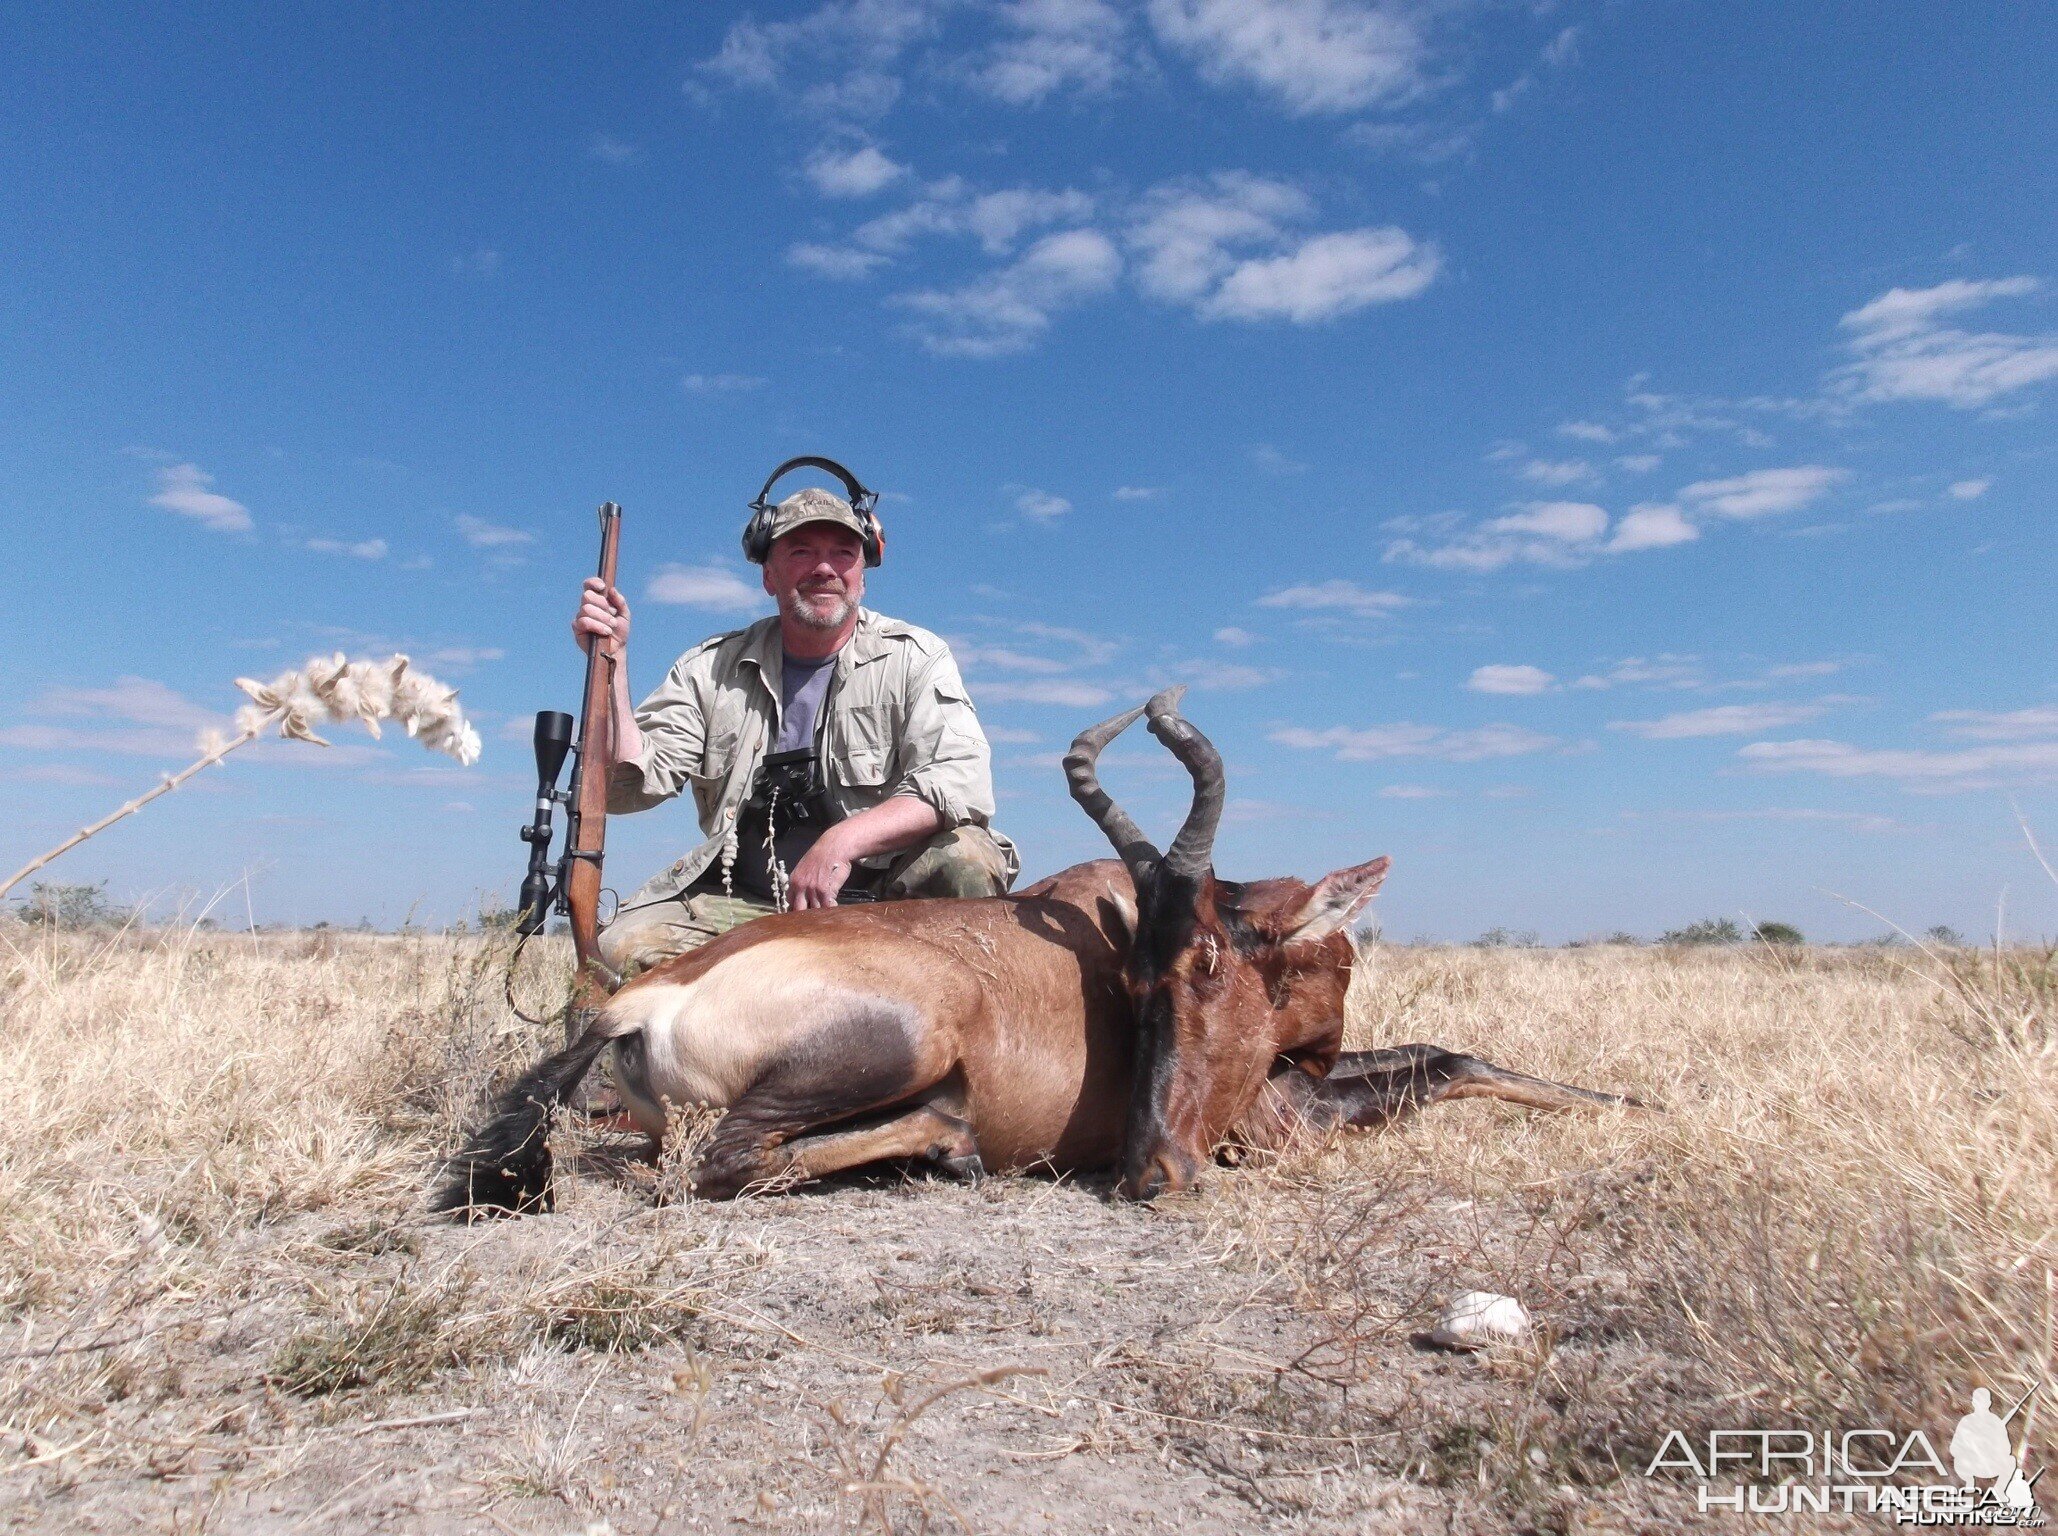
[
  {"xmin": 597, "ymin": 899, "xmax": 718, "ymax": 979},
  {"xmin": 881, "ymin": 825, "xmax": 1016, "ymax": 900}
]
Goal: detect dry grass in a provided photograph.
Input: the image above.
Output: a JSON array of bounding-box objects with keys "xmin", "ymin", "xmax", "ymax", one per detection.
[{"xmin": 0, "ymin": 910, "xmax": 2048, "ymax": 1531}]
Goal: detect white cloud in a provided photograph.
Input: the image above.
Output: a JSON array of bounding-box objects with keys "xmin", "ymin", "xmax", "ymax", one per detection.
[
  {"xmin": 1833, "ymin": 277, "xmax": 2058, "ymax": 408},
  {"xmin": 857, "ymin": 182, "xmax": 1097, "ymax": 256},
  {"xmin": 421, "ymin": 645, "xmax": 504, "ymax": 671},
  {"xmin": 1113, "ymin": 485, "xmax": 1162, "ymax": 500},
  {"xmin": 1678, "ymin": 466, "xmax": 1846, "ymax": 520},
  {"xmin": 1178, "ymin": 660, "xmax": 1280, "ymax": 691},
  {"xmin": 1557, "ymin": 421, "xmax": 1615, "ymax": 443},
  {"xmin": 645, "ymin": 562, "xmax": 765, "ymax": 612},
  {"xmin": 1384, "ymin": 532, "xmax": 1579, "ymax": 573},
  {"xmin": 1388, "ymin": 501, "xmax": 1613, "ymax": 571},
  {"xmin": 1572, "ymin": 656, "xmax": 1703, "ymax": 691},
  {"xmin": 1256, "ymin": 579, "xmax": 1410, "ymax": 618},
  {"xmin": 1491, "ymin": 25, "xmax": 1579, "ymax": 115},
  {"xmin": 1624, "ymin": 806, "xmax": 1903, "ymax": 836},
  {"xmin": 975, "ymin": 678, "xmax": 1116, "ymax": 706},
  {"xmin": 804, "ymin": 142, "xmax": 908, "ymax": 198},
  {"xmin": 973, "ymin": 0, "xmax": 1130, "ymax": 103},
  {"xmin": 806, "ymin": 168, "xmax": 1431, "ymax": 352},
  {"xmin": 1147, "ymin": 0, "xmax": 1426, "ymax": 115},
  {"xmin": 455, "ymin": 515, "xmax": 533, "ymax": 549},
  {"xmin": 1612, "ymin": 702, "xmax": 1830, "ymax": 739},
  {"xmin": 1765, "ymin": 660, "xmax": 1843, "ymax": 679},
  {"xmin": 1930, "ymin": 705, "xmax": 2058, "ymax": 741},
  {"xmin": 1200, "ymin": 226, "xmax": 1438, "ymax": 323},
  {"xmin": 1378, "ymin": 783, "xmax": 1445, "ymax": 798},
  {"xmin": 1468, "ymin": 664, "xmax": 1554, "ymax": 696},
  {"xmin": 955, "ymin": 644, "xmax": 1074, "ymax": 674},
  {"xmin": 1947, "ymin": 478, "xmax": 1990, "ymax": 500},
  {"xmin": 683, "ymin": 372, "xmax": 769, "ymax": 392},
  {"xmin": 1015, "ymin": 488, "xmax": 1072, "ymax": 521},
  {"xmin": 1519, "ymin": 458, "xmax": 1594, "ymax": 486},
  {"xmin": 589, "ymin": 134, "xmax": 639, "ymax": 163},
  {"xmin": 786, "ymin": 242, "xmax": 889, "ymax": 280},
  {"xmin": 1249, "ymin": 443, "xmax": 1307, "ymax": 475},
  {"xmin": 1126, "ymin": 173, "xmax": 1435, "ymax": 325},
  {"xmin": 1490, "ymin": 501, "xmax": 1607, "ymax": 541},
  {"xmin": 39, "ymin": 676, "xmax": 218, "ymax": 732},
  {"xmin": 1213, "ymin": 625, "xmax": 1257, "ymax": 646},
  {"xmin": 698, "ymin": 1, "xmax": 937, "ymax": 115},
  {"xmin": 1739, "ymin": 736, "xmax": 2058, "ymax": 792},
  {"xmin": 451, "ymin": 247, "xmax": 502, "ymax": 277},
  {"xmin": 13, "ymin": 676, "xmax": 233, "ymax": 759},
  {"xmin": 1615, "ymin": 453, "xmax": 1662, "ymax": 473},
  {"xmin": 307, "ymin": 537, "xmax": 389, "ymax": 560},
  {"xmin": 1606, "ymin": 503, "xmax": 1699, "ymax": 552},
  {"xmin": 149, "ymin": 462, "xmax": 251, "ymax": 533},
  {"xmin": 1273, "ymin": 721, "xmax": 1558, "ymax": 762},
  {"xmin": 893, "ymin": 227, "xmax": 1121, "ymax": 356},
  {"xmin": 1009, "ymin": 619, "xmax": 1122, "ymax": 666},
  {"xmin": 1127, "ymin": 173, "xmax": 1311, "ymax": 302}
]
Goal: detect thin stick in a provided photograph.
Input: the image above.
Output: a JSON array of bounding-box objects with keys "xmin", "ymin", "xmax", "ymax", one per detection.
[{"xmin": 0, "ymin": 721, "xmax": 270, "ymax": 902}]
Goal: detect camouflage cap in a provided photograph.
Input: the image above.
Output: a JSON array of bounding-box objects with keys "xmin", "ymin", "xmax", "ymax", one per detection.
[{"xmin": 757, "ymin": 486, "xmax": 871, "ymax": 552}]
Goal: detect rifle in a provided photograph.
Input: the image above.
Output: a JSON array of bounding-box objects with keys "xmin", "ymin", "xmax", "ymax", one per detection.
[{"xmin": 516, "ymin": 501, "xmax": 623, "ymax": 1042}]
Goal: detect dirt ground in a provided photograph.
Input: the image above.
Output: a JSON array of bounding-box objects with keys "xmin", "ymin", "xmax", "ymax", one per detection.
[
  {"xmin": 10, "ymin": 1150, "xmax": 1710, "ymax": 1535},
  {"xmin": 1, "ymin": 925, "xmax": 2046, "ymax": 1534}
]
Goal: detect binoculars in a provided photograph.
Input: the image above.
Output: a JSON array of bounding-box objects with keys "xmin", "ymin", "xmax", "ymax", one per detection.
[{"xmin": 745, "ymin": 747, "xmax": 832, "ymax": 827}]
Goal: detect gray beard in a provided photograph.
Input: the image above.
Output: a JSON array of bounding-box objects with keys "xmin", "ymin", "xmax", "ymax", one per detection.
[{"xmin": 783, "ymin": 589, "xmax": 856, "ymax": 630}]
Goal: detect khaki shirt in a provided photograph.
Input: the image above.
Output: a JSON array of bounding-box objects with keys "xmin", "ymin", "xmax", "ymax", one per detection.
[{"xmin": 609, "ymin": 608, "xmax": 1015, "ymax": 909}]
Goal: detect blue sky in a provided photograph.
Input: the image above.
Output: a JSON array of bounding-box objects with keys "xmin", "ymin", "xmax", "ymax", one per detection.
[{"xmin": 2, "ymin": 1, "xmax": 2054, "ymax": 941}]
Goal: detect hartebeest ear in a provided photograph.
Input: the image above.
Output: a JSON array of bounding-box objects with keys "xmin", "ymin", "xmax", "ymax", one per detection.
[{"xmin": 1281, "ymin": 856, "xmax": 1390, "ymax": 944}]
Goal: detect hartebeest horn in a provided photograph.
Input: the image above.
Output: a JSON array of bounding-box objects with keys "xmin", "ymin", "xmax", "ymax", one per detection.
[
  {"xmin": 1065, "ymin": 700, "xmax": 1161, "ymax": 888},
  {"xmin": 1144, "ymin": 686, "xmax": 1225, "ymax": 880}
]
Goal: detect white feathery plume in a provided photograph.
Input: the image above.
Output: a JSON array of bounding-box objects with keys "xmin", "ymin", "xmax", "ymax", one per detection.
[{"xmin": 2, "ymin": 653, "xmax": 483, "ymax": 901}]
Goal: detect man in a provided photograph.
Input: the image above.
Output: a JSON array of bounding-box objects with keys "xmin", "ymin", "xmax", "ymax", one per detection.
[{"xmin": 572, "ymin": 477, "xmax": 1016, "ymax": 977}]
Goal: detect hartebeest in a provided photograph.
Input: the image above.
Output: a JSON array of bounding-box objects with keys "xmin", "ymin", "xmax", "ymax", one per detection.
[{"xmin": 436, "ymin": 689, "xmax": 1632, "ymax": 1216}]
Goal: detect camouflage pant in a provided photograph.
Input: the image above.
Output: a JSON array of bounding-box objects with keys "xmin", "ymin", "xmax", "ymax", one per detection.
[{"xmin": 597, "ymin": 824, "xmax": 1014, "ymax": 979}]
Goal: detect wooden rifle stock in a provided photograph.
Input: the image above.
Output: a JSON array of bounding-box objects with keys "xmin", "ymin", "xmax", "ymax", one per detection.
[{"xmin": 564, "ymin": 502, "xmax": 622, "ymax": 1038}]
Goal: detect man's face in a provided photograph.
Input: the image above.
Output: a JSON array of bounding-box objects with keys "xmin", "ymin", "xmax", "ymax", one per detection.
[{"xmin": 763, "ymin": 523, "xmax": 866, "ymax": 632}]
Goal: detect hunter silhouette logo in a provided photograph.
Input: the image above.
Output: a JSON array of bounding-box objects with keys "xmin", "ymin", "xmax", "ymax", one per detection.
[
  {"xmin": 1645, "ymin": 1383, "xmax": 2045, "ymax": 1523},
  {"xmin": 1951, "ymin": 1387, "xmax": 2041, "ymax": 1514}
]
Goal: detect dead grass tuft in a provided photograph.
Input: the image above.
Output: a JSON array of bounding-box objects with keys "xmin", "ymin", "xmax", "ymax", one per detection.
[{"xmin": 265, "ymin": 1268, "xmax": 480, "ymax": 1397}]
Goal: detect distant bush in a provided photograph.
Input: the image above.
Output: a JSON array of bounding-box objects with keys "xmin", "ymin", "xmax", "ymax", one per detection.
[
  {"xmin": 1661, "ymin": 917, "xmax": 1744, "ymax": 946},
  {"xmin": 1926, "ymin": 925, "xmax": 1966, "ymax": 947},
  {"xmin": 16, "ymin": 881, "xmax": 129, "ymax": 930},
  {"xmin": 1473, "ymin": 926, "xmax": 1542, "ymax": 949},
  {"xmin": 1751, "ymin": 921, "xmax": 1805, "ymax": 946},
  {"xmin": 1567, "ymin": 931, "xmax": 1643, "ymax": 948}
]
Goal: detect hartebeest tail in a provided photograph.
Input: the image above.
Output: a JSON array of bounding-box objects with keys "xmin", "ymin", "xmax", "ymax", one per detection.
[{"xmin": 430, "ymin": 1028, "xmax": 613, "ymax": 1217}]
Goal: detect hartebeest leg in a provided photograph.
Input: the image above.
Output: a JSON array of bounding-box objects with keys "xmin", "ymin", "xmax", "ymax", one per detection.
[
  {"xmin": 694, "ymin": 1102, "xmax": 979, "ymax": 1196},
  {"xmin": 1231, "ymin": 1043, "xmax": 1643, "ymax": 1154},
  {"xmin": 685, "ymin": 1009, "xmax": 967, "ymax": 1198},
  {"xmin": 776, "ymin": 1106, "xmax": 982, "ymax": 1184}
]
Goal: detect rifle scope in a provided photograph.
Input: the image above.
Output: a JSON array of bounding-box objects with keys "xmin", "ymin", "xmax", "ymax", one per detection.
[{"xmin": 515, "ymin": 710, "xmax": 575, "ymax": 936}]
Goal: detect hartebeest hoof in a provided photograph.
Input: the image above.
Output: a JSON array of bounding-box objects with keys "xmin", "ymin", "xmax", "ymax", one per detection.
[{"xmin": 931, "ymin": 1149, "xmax": 987, "ymax": 1183}]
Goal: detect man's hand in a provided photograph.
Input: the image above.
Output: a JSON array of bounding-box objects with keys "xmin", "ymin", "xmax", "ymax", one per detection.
[
  {"xmin": 786, "ymin": 827, "xmax": 855, "ymax": 911},
  {"xmin": 785, "ymin": 796, "xmax": 945, "ymax": 911},
  {"xmin": 573, "ymin": 577, "xmax": 630, "ymax": 658}
]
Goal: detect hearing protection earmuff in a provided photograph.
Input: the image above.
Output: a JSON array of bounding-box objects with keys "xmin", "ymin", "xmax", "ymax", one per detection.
[{"xmin": 741, "ymin": 455, "xmax": 885, "ymax": 568}]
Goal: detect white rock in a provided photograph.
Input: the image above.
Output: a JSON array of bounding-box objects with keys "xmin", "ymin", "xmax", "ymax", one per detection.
[{"xmin": 1428, "ymin": 1291, "xmax": 1532, "ymax": 1350}]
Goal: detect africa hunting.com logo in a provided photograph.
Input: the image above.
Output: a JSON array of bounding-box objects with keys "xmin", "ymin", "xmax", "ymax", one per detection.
[{"xmin": 1645, "ymin": 1384, "xmax": 2045, "ymax": 1524}]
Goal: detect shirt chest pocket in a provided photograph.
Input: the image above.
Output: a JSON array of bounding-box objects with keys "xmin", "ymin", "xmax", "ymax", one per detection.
[
  {"xmin": 832, "ymin": 703, "xmax": 897, "ymax": 788},
  {"xmin": 691, "ymin": 699, "xmax": 748, "ymax": 786}
]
